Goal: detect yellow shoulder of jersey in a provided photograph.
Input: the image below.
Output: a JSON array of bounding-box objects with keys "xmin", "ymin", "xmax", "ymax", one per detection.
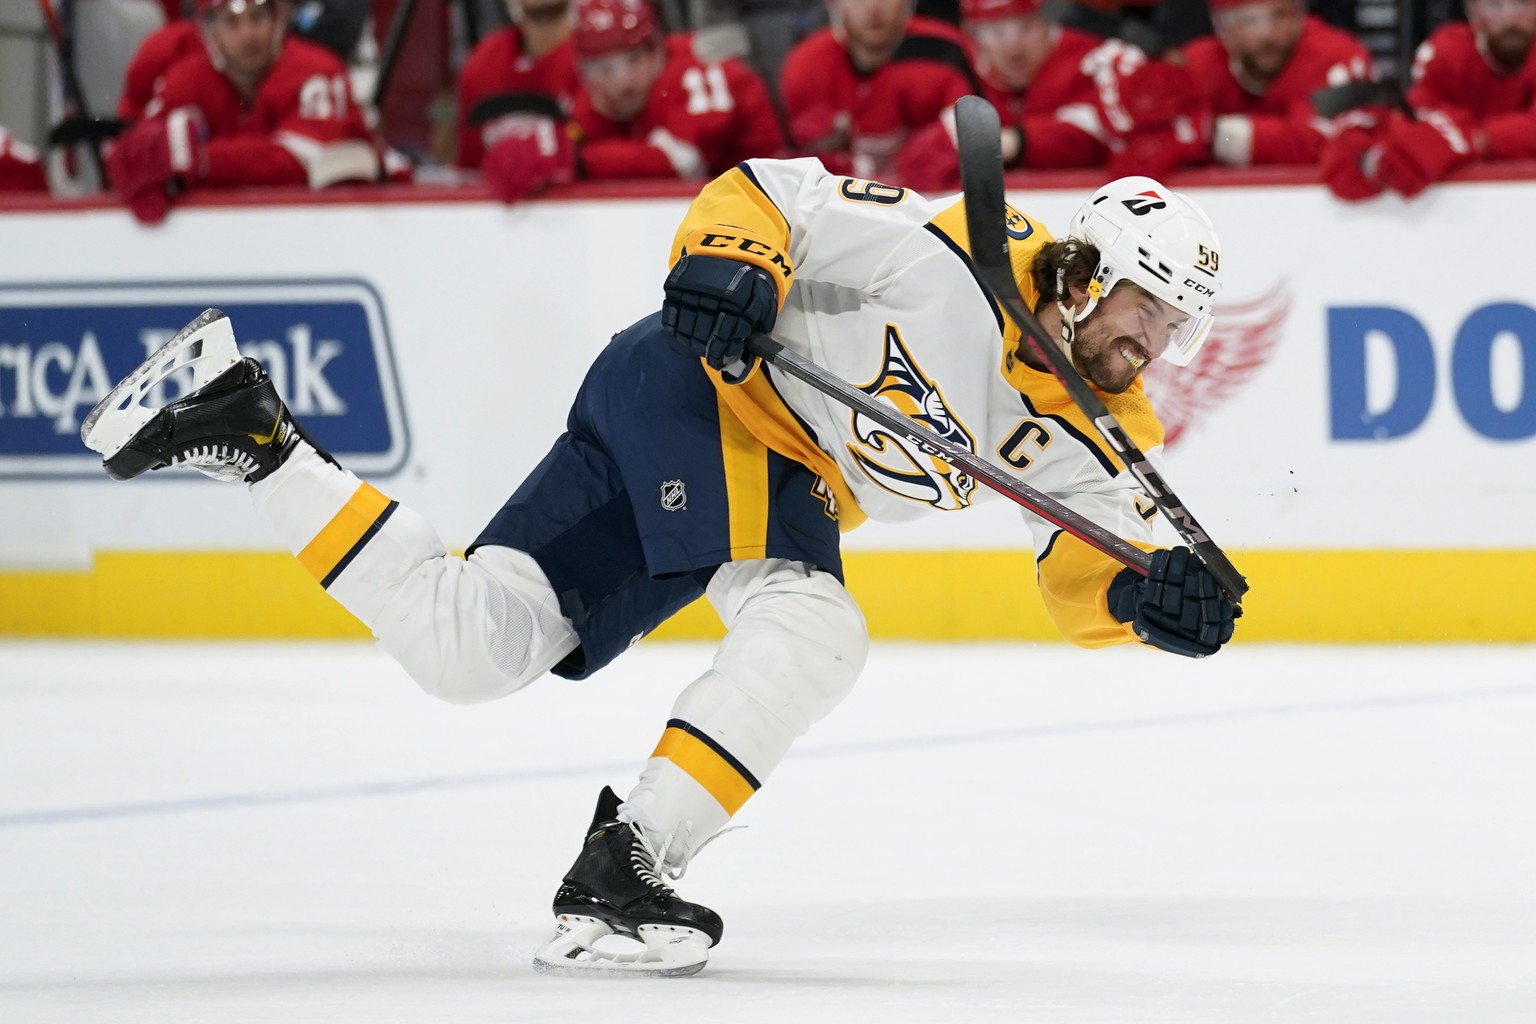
[{"xmin": 928, "ymin": 196, "xmax": 1162, "ymax": 466}]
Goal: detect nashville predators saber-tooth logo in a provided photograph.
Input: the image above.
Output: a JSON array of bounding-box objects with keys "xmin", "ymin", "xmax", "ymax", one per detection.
[{"xmin": 849, "ymin": 324, "xmax": 977, "ymax": 510}]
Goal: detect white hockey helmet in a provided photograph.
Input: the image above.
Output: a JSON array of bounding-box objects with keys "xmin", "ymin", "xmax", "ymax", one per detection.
[{"xmin": 1066, "ymin": 176, "xmax": 1222, "ymax": 367}]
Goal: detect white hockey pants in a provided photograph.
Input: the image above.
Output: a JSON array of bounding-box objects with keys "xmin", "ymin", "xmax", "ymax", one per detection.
[{"xmin": 250, "ymin": 443, "xmax": 869, "ymax": 863}]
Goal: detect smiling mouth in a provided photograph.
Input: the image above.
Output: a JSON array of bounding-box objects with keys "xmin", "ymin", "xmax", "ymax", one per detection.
[{"xmin": 1119, "ymin": 343, "xmax": 1147, "ymax": 370}]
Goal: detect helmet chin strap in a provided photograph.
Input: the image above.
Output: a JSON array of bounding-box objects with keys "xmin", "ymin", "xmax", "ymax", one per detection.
[
  {"xmin": 1055, "ymin": 299, "xmax": 1078, "ymax": 354},
  {"xmin": 1054, "ymin": 270, "xmax": 1107, "ymax": 358}
]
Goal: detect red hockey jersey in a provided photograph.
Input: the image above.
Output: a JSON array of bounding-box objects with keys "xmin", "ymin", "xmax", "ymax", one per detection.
[
  {"xmin": 456, "ymin": 27, "xmax": 579, "ymax": 169},
  {"xmin": 980, "ymin": 29, "xmax": 1180, "ymax": 169},
  {"xmin": 1408, "ymin": 21, "xmax": 1536, "ymax": 160},
  {"xmin": 781, "ymin": 16, "xmax": 977, "ymax": 179},
  {"xmin": 1183, "ymin": 15, "xmax": 1371, "ymax": 165},
  {"xmin": 147, "ymin": 37, "xmax": 378, "ymax": 189},
  {"xmin": 570, "ymin": 35, "xmax": 784, "ymax": 180},
  {"xmin": 118, "ymin": 19, "xmax": 204, "ymax": 123}
]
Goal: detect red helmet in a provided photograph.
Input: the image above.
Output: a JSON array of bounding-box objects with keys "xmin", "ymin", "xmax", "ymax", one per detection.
[
  {"xmin": 959, "ymin": 0, "xmax": 1041, "ymax": 21},
  {"xmin": 572, "ymin": 0, "xmax": 659, "ymax": 58}
]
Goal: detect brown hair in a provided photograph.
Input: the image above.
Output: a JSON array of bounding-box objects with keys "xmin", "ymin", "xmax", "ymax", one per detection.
[{"xmin": 1031, "ymin": 238, "xmax": 1100, "ymax": 311}]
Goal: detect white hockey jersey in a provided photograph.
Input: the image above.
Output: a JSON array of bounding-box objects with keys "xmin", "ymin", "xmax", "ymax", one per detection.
[{"xmin": 670, "ymin": 158, "xmax": 1164, "ymax": 648}]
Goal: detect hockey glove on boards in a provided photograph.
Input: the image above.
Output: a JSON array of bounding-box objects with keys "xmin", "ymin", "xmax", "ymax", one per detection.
[
  {"xmin": 662, "ymin": 254, "xmax": 780, "ymax": 372},
  {"xmin": 1375, "ymin": 112, "xmax": 1470, "ymax": 199},
  {"xmin": 1320, "ymin": 124, "xmax": 1385, "ymax": 201},
  {"xmin": 106, "ymin": 107, "xmax": 207, "ymax": 224},
  {"xmin": 480, "ymin": 114, "xmax": 576, "ymax": 204},
  {"xmin": 1107, "ymin": 546, "xmax": 1239, "ymax": 658}
]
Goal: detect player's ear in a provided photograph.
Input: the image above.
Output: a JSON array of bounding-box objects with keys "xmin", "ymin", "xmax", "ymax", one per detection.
[{"xmin": 1063, "ymin": 280, "xmax": 1093, "ymax": 317}]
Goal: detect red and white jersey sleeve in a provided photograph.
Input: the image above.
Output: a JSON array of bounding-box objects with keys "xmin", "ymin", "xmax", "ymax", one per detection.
[
  {"xmin": 455, "ymin": 27, "xmax": 579, "ymax": 169},
  {"xmin": 0, "ymin": 127, "xmax": 47, "ymax": 192},
  {"xmin": 150, "ymin": 38, "xmax": 377, "ymax": 189},
  {"xmin": 781, "ymin": 17, "xmax": 977, "ymax": 179},
  {"xmin": 977, "ymin": 31, "xmax": 1204, "ymax": 170},
  {"xmin": 1183, "ymin": 15, "xmax": 1371, "ymax": 164},
  {"xmin": 1408, "ymin": 22, "xmax": 1536, "ymax": 161},
  {"xmin": 118, "ymin": 19, "xmax": 204, "ymax": 123},
  {"xmin": 571, "ymin": 36, "xmax": 785, "ymax": 180}
]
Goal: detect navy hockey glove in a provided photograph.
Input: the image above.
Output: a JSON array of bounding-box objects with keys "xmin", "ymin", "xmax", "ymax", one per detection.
[
  {"xmin": 662, "ymin": 254, "xmax": 779, "ymax": 371},
  {"xmin": 1107, "ymin": 546, "xmax": 1239, "ymax": 658}
]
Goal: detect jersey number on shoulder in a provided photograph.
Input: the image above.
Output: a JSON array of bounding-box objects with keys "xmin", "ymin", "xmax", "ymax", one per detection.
[
  {"xmin": 838, "ymin": 178, "xmax": 908, "ymax": 205},
  {"xmin": 681, "ymin": 66, "xmax": 734, "ymax": 115},
  {"xmin": 298, "ymin": 74, "xmax": 352, "ymax": 120}
]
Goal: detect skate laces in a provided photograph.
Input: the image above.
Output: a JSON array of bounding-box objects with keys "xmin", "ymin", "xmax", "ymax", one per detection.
[
  {"xmin": 626, "ymin": 825, "xmax": 672, "ymax": 891},
  {"xmin": 170, "ymin": 443, "xmax": 260, "ymax": 482},
  {"xmin": 627, "ymin": 820, "xmax": 745, "ymax": 885}
]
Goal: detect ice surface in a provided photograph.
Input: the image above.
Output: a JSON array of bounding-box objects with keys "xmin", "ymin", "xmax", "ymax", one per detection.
[{"xmin": 2, "ymin": 640, "xmax": 1533, "ymax": 1023}]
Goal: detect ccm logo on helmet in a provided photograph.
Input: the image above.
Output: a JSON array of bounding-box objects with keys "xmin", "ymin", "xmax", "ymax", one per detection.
[
  {"xmin": 1183, "ymin": 278, "xmax": 1216, "ymax": 297},
  {"xmin": 1121, "ymin": 191, "xmax": 1168, "ymax": 216}
]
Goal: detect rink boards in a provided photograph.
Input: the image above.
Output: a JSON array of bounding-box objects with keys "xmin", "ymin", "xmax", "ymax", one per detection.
[{"xmin": 0, "ymin": 173, "xmax": 1531, "ymax": 641}]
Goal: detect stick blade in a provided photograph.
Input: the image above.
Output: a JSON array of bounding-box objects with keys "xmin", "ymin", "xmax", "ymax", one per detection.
[{"xmin": 954, "ymin": 96, "xmax": 1010, "ymax": 274}]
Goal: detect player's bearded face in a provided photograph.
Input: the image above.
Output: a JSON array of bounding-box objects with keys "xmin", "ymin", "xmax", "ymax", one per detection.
[
  {"xmin": 969, "ymin": 15, "xmax": 1054, "ymax": 91},
  {"xmin": 579, "ymin": 45, "xmax": 665, "ymax": 121},
  {"xmin": 1216, "ymin": 0, "xmax": 1304, "ymax": 82},
  {"xmin": 1067, "ymin": 284, "xmax": 1186, "ymax": 394},
  {"xmin": 837, "ymin": 0, "xmax": 914, "ymax": 54},
  {"xmin": 1470, "ymin": 0, "xmax": 1536, "ymax": 71},
  {"xmin": 207, "ymin": 3, "xmax": 282, "ymax": 79}
]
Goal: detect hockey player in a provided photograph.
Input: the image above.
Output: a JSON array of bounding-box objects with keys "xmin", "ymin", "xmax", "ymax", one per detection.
[
  {"xmin": 895, "ymin": 0, "xmax": 1209, "ymax": 191},
  {"xmin": 1182, "ymin": 0, "xmax": 1372, "ymax": 167},
  {"xmin": 82, "ymin": 160, "xmax": 1239, "ymax": 976},
  {"xmin": 480, "ymin": 0, "xmax": 784, "ymax": 201},
  {"xmin": 1324, "ymin": 0, "xmax": 1536, "ymax": 200},
  {"xmin": 105, "ymin": 0, "xmax": 386, "ymax": 224},
  {"xmin": 456, "ymin": 0, "xmax": 580, "ymax": 171},
  {"xmin": 780, "ymin": 0, "xmax": 978, "ymax": 179}
]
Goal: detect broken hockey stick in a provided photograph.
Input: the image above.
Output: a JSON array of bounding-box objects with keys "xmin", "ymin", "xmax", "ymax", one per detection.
[
  {"xmin": 744, "ymin": 336, "xmax": 1153, "ymax": 575},
  {"xmin": 952, "ymin": 95, "xmax": 1248, "ymax": 602}
]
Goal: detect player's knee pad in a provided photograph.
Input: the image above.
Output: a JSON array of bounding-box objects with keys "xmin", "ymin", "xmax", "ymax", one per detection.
[
  {"xmin": 706, "ymin": 559, "xmax": 869, "ymax": 729},
  {"xmin": 376, "ymin": 546, "xmax": 578, "ymax": 706}
]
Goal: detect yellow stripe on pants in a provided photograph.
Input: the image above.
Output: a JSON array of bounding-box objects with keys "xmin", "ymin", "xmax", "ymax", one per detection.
[
  {"xmin": 718, "ymin": 394, "xmax": 769, "ymax": 561},
  {"xmin": 296, "ymin": 482, "xmax": 392, "ymax": 585},
  {"xmin": 652, "ymin": 724, "xmax": 758, "ymax": 816}
]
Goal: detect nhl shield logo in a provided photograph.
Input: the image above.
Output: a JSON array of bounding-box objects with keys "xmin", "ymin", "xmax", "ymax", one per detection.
[{"xmin": 660, "ymin": 479, "xmax": 687, "ymax": 512}]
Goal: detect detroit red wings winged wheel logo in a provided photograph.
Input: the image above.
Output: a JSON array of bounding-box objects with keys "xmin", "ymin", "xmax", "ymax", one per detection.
[{"xmin": 1140, "ymin": 282, "xmax": 1291, "ymax": 447}]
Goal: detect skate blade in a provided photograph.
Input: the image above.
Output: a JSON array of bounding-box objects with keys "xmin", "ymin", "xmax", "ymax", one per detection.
[
  {"xmin": 80, "ymin": 308, "xmax": 239, "ymax": 458},
  {"xmin": 531, "ymin": 915, "xmax": 711, "ymax": 978}
]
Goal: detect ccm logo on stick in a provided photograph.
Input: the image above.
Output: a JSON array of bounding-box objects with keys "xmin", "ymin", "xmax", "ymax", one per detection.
[{"xmin": 0, "ymin": 279, "xmax": 409, "ymax": 479}]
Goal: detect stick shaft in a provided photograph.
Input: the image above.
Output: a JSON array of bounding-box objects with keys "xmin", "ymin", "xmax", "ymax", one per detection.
[
  {"xmin": 33, "ymin": 0, "xmax": 107, "ymax": 180},
  {"xmin": 953, "ymin": 95, "xmax": 1248, "ymax": 601},
  {"xmin": 748, "ymin": 336, "xmax": 1154, "ymax": 574}
]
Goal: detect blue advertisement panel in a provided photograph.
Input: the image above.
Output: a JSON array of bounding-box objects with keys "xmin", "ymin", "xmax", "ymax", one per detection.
[{"xmin": 0, "ymin": 280, "xmax": 409, "ymax": 479}]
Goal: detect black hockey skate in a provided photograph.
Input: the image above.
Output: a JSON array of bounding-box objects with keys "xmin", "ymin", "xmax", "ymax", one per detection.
[
  {"xmin": 531, "ymin": 786, "xmax": 723, "ymax": 977},
  {"xmin": 81, "ymin": 309, "xmax": 320, "ymax": 483}
]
